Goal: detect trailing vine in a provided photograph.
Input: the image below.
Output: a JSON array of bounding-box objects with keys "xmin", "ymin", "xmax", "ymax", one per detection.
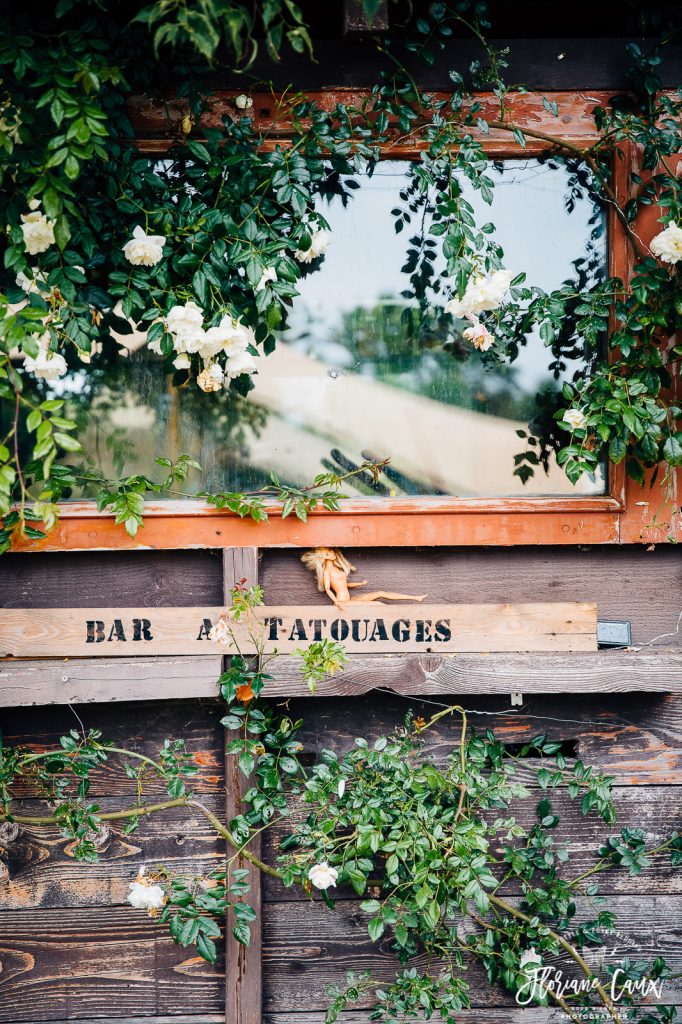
[
  {"xmin": 0, "ymin": 1, "xmax": 680, "ymax": 550},
  {"xmin": 1, "ymin": 587, "xmax": 680, "ymax": 1022}
]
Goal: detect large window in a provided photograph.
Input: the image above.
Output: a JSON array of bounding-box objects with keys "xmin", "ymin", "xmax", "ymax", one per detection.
[{"xmin": 46, "ymin": 158, "xmax": 606, "ymax": 500}]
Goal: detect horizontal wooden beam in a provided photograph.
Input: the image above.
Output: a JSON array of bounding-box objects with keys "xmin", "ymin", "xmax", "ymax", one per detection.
[
  {"xmin": 0, "ymin": 656, "xmax": 222, "ymax": 707},
  {"xmin": 2, "ymin": 650, "xmax": 680, "ymax": 706},
  {"xmin": 264, "ymin": 649, "xmax": 682, "ymax": 695}
]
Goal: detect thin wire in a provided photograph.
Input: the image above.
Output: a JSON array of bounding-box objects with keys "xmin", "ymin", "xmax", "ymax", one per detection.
[
  {"xmin": 629, "ymin": 608, "xmax": 682, "ymax": 651},
  {"xmin": 68, "ymin": 703, "xmax": 87, "ymax": 742},
  {"xmin": 375, "ymin": 688, "xmax": 625, "ymax": 729}
]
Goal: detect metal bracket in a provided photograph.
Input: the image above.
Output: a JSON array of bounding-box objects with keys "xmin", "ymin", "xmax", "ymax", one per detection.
[
  {"xmin": 597, "ymin": 620, "xmax": 632, "ymax": 648},
  {"xmin": 510, "ymin": 692, "xmax": 523, "ymax": 707}
]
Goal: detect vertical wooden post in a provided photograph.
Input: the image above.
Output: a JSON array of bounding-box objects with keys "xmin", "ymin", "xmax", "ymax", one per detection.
[{"xmin": 223, "ymin": 548, "xmax": 262, "ymax": 1024}]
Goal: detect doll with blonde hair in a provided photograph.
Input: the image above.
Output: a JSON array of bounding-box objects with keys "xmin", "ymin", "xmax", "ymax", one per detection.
[{"xmin": 301, "ymin": 547, "xmax": 427, "ymax": 609}]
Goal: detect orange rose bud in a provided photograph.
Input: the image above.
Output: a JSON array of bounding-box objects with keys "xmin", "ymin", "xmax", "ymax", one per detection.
[{"xmin": 236, "ymin": 683, "xmax": 255, "ymax": 703}]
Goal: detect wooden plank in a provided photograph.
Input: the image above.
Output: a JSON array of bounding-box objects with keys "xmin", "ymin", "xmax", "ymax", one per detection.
[
  {"xmin": 260, "ymin": 546, "xmax": 682, "ymax": 649},
  {"xmin": 3, "ymin": 650, "xmax": 680, "ymax": 708},
  {"xmin": 260, "ymin": 895, "xmax": 682, "ymax": 1011},
  {"xmin": 1, "ymin": 550, "xmax": 224, "ymax": 606},
  {"xmin": 2, "ymin": 784, "xmax": 677, "ymax": 913},
  {"xmin": 274, "ymin": 692, "xmax": 682, "ymax": 786},
  {"xmin": 0, "ymin": 656, "xmax": 223, "ymax": 707},
  {"xmin": 224, "ymin": 548, "xmax": 262, "ymax": 1024},
  {"xmin": 0, "ymin": 905, "xmax": 224, "ymax": 1022},
  {"xmin": 0, "ymin": 897, "xmax": 678, "ymax": 1020},
  {"xmin": 0, "ymin": 603, "xmax": 598, "ymax": 657},
  {"xmin": 193, "ymin": 37, "xmax": 682, "ymax": 92},
  {"xmin": 2, "ymin": 699, "xmax": 225, "ymax": 799},
  {"xmin": 263, "ymin": 649, "xmax": 682, "ymax": 695}
]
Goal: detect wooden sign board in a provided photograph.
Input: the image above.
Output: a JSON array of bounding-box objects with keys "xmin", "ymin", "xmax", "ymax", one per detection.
[{"xmin": 0, "ymin": 603, "xmax": 597, "ymax": 658}]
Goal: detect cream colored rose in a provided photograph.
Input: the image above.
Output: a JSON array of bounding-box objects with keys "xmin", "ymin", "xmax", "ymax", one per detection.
[
  {"xmin": 295, "ymin": 228, "xmax": 331, "ymax": 264},
  {"xmin": 445, "ymin": 268, "xmax": 513, "ymax": 318},
  {"xmin": 234, "ymin": 94, "xmax": 253, "ymax": 110},
  {"xmin": 127, "ymin": 877, "xmax": 166, "ymax": 912},
  {"xmin": 165, "ymin": 301, "xmax": 204, "ymax": 347},
  {"xmin": 255, "ymin": 266, "xmax": 277, "ymax": 292},
  {"xmin": 20, "ymin": 207, "xmax": 56, "ymax": 255},
  {"xmin": 203, "ymin": 315, "xmax": 253, "ymax": 358},
  {"xmin": 309, "ymin": 862, "xmax": 339, "ymax": 889},
  {"xmin": 225, "ymin": 350, "xmax": 257, "ymax": 379},
  {"xmin": 650, "ymin": 221, "xmax": 682, "ymax": 265},
  {"xmin": 123, "ymin": 225, "xmax": 166, "ymax": 267},
  {"xmin": 462, "ymin": 316, "xmax": 494, "ymax": 351},
  {"xmin": 197, "ymin": 363, "xmax": 224, "ymax": 392},
  {"xmin": 563, "ymin": 408, "xmax": 587, "ymax": 431},
  {"xmin": 24, "ymin": 335, "xmax": 67, "ymax": 381}
]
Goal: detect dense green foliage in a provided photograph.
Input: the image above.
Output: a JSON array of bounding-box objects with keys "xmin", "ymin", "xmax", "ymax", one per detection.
[
  {"xmin": 1, "ymin": 587, "xmax": 680, "ymax": 1022},
  {"xmin": 0, "ymin": 1, "xmax": 680, "ymax": 550}
]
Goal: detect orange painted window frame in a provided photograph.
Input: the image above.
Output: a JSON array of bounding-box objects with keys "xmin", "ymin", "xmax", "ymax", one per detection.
[{"xmin": 14, "ymin": 91, "xmax": 680, "ymax": 551}]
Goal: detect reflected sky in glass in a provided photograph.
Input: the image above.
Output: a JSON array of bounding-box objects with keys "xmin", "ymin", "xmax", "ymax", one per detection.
[{"xmin": 41, "ymin": 157, "xmax": 608, "ymax": 499}]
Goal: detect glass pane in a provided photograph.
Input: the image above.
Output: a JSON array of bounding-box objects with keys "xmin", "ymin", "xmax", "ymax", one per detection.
[{"xmin": 39, "ymin": 158, "xmax": 608, "ymax": 499}]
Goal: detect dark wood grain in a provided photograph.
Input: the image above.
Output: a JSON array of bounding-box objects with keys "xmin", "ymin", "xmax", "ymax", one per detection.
[
  {"xmin": 0, "ymin": 905, "xmax": 224, "ymax": 1022},
  {"xmin": 0, "ymin": 896, "xmax": 677, "ymax": 1020},
  {"xmin": 260, "ymin": 895, "xmax": 682, "ymax": 1010},
  {"xmin": 266, "ymin": 692, "xmax": 682, "ymax": 785},
  {"xmin": 260, "ymin": 547, "xmax": 682, "ymax": 648},
  {"xmin": 1, "ymin": 551, "xmax": 224, "ymax": 607},
  {"xmin": 1, "ymin": 699, "xmax": 225, "ymax": 798},
  {"xmin": 224, "ymin": 548, "xmax": 262, "ymax": 1024},
  {"xmin": 3, "ymin": 783, "xmax": 678, "ymax": 913},
  {"xmin": 260, "ymin": 785, "xmax": 680, "ymax": 901},
  {"xmin": 2, "ymin": 795, "xmax": 225, "ymax": 911}
]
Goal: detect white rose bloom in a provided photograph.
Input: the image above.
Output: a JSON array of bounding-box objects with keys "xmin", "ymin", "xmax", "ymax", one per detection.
[
  {"xmin": 24, "ymin": 336, "xmax": 67, "ymax": 381},
  {"xmin": 445, "ymin": 268, "xmax": 514, "ymax": 318},
  {"xmin": 519, "ymin": 947, "xmax": 543, "ymax": 972},
  {"xmin": 20, "ymin": 209, "xmax": 56, "ymax": 255},
  {"xmin": 295, "ymin": 228, "xmax": 332, "ymax": 264},
  {"xmin": 225, "ymin": 350, "xmax": 257, "ymax": 379},
  {"xmin": 197, "ymin": 362, "xmax": 225, "ymax": 393},
  {"xmin": 234, "ymin": 94, "xmax": 253, "ymax": 110},
  {"xmin": 28, "ymin": 198, "xmax": 41, "ymax": 211},
  {"xmin": 173, "ymin": 353, "xmax": 191, "ymax": 369},
  {"xmin": 209, "ymin": 615, "xmax": 233, "ymax": 644},
  {"xmin": 463, "ymin": 317, "xmax": 495, "ymax": 352},
  {"xmin": 563, "ymin": 408, "xmax": 588, "ymax": 431},
  {"xmin": 127, "ymin": 880, "xmax": 166, "ymax": 912},
  {"xmin": 123, "ymin": 225, "xmax": 166, "ymax": 267},
  {"xmin": 309, "ymin": 862, "xmax": 339, "ymax": 889},
  {"xmin": 147, "ymin": 336, "xmax": 163, "ymax": 355},
  {"xmin": 203, "ymin": 315, "xmax": 252, "ymax": 358},
  {"xmin": 16, "ymin": 268, "xmax": 47, "ymax": 294},
  {"xmin": 650, "ymin": 221, "xmax": 682, "ymax": 265},
  {"xmin": 255, "ymin": 266, "xmax": 277, "ymax": 292},
  {"xmin": 165, "ymin": 301, "xmax": 204, "ymax": 343}
]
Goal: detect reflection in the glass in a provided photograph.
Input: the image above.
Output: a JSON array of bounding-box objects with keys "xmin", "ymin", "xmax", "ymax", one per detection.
[{"xmin": 56, "ymin": 158, "xmax": 609, "ymax": 499}]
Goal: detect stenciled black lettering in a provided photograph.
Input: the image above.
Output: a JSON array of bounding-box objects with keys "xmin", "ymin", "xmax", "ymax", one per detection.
[
  {"xmin": 434, "ymin": 619, "xmax": 452, "ymax": 642},
  {"xmin": 264, "ymin": 616, "xmax": 283, "ymax": 640},
  {"xmin": 351, "ymin": 619, "xmax": 371, "ymax": 642},
  {"xmin": 415, "ymin": 619, "xmax": 433, "ymax": 643},
  {"xmin": 132, "ymin": 618, "xmax": 153, "ymax": 641},
  {"xmin": 308, "ymin": 618, "xmax": 327, "ymax": 641},
  {"xmin": 196, "ymin": 618, "xmax": 213, "ymax": 640},
  {"xmin": 288, "ymin": 618, "xmax": 308, "ymax": 642},
  {"xmin": 391, "ymin": 618, "xmax": 410, "ymax": 643},
  {"xmin": 330, "ymin": 618, "xmax": 349, "ymax": 641},
  {"xmin": 86, "ymin": 620, "xmax": 105, "ymax": 643},
  {"xmin": 369, "ymin": 619, "xmax": 388, "ymax": 642},
  {"xmin": 107, "ymin": 618, "xmax": 126, "ymax": 642}
]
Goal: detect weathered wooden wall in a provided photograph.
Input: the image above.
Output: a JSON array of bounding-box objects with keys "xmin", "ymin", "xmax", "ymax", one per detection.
[{"xmin": 0, "ymin": 545, "xmax": 680, "ymax": 1023}]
